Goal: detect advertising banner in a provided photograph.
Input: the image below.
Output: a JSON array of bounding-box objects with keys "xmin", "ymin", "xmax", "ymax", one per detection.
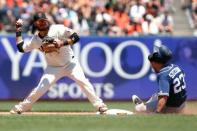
[{"xmin": 0, "ymin": 36, "xmax": 197, "ymax": 100}]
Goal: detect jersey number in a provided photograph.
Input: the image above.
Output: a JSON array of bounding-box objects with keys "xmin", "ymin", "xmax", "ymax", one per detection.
[{"xmin": 173, "ymin": 74, "xmax": 186, "ymax": 94}]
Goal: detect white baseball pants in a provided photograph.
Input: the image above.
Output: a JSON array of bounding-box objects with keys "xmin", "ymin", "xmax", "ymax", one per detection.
[{"xmin": 17, "ymin": 58, "xmax": 105, "ymax": 112}]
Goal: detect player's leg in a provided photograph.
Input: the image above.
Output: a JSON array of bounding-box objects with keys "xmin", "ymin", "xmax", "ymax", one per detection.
[
  {"xmin": 66, "ymin": 59, "xmax": 108, "ymax": 113},
  {"xmin": 132, "ymin": 93, "xmax": 158, "ymax": 113},
  {"xmin": 132, "ymin": 95, "xmax": 147, "ymax": 112},
  {"xmin": 10, "ymin": 66, "xmax": 64, "ymax": 114},
  {"xmin": 145, "ymin": 93, "xmax": 158, "ymax": 112}
]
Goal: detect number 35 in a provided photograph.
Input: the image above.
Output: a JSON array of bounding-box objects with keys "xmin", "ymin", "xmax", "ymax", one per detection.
[{"xmin": 173, "ymin": 74, "xmax": 186, "ymax": 94}]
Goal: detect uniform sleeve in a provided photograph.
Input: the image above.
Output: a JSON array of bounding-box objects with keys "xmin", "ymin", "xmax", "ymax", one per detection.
[
  {"xmin": 62, "ymin": 26, "xmax": 75, "ymax": 38},
  {"xmin": 22, "ymin": 35, "xmax": 42, "ymax": 52},
  {"xmin": 158, "ymin": 76, "xmax": 170, "ymax": 96}
]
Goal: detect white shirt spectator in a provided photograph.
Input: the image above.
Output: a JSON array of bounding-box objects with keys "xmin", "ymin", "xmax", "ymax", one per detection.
[
  {"xmin": 142, "ymin": 14, "xmax": 159, "ymax": 35},
  {"xmin": 159, "ymin": 14, "xmax": 174, "ymax": 27},
  {"xmin": 96, "ymin": 13, "xmax": 103, "ymax": 23},
  {"xmin": 158, "ymin": 12, "xmax": 174, "ymax": 33},
  {"xmin": 96, "ymin": 12, "xmax": 112, "ymax": 23},
  {"xmin": 74, "ymin": 19, "xmax": 90, "ymax": 36},
  {"xmin": 130, "ymin": 4, "xmax": 146, "ymax": 23}
]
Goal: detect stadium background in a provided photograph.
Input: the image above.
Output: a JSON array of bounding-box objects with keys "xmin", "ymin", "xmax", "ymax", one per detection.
[{"xmin": 0, "ymin": 0, "xmax": 197, "ymax": 131}]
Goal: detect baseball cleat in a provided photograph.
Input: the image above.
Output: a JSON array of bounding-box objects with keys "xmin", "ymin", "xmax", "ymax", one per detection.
[
  {"xmin": 10, "ymin": 105, "xmax": 23, "ymax": 114},
  {"xmin": 98, "ymin": 104, "xmax": 108, "ymax": 114},
  {"xmin": 132, "ymin": 95, "xmax": 143, "ymax": 105}
]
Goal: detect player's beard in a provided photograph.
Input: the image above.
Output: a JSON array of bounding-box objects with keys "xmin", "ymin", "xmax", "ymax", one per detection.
[
  {"xmin": 34, "ymin": 19, "xmax": 50, "ymax": 32},
  {"xmin": 38, "ymin": 30, "xmax": 49, "ymax": 38}
]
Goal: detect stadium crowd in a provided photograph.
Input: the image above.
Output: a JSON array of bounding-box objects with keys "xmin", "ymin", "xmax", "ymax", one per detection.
[
  {"xmin": 190, "ymin": 0, "xmax": 197, "ymax": 35},
  {"xmin": 192, "ymin": 0, "xmax": 197, "ymax": 28},
  {"xmin": 0, "ymin": 0, "xmax": 174, "ymax": 36}
]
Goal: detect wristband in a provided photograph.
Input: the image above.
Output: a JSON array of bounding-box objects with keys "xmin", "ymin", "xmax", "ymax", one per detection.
[
  {"xmin": 17, "ymin": 41, "xmax": 24, "ymax": 52},
  {"xmin": 63, "ymin": 40, "xmax": 69, "ymax": 46},
  {"xmin": 16, "ymin": 31, "xmax": 22, "ymax": 37}
]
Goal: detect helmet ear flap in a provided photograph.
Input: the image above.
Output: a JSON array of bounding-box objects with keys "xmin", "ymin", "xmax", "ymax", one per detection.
[{"xmin": 148, "ymin": 52, "xmax": 159, "ymax": 62}]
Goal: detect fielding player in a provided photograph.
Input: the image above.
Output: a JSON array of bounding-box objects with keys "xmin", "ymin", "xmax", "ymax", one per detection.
[
  {"xmin": 10, "ymin": 12, "xmax": 108, "ymax": 114},
  {"xmin": 132, "ymin": 45, "xmax": 187, "ymax": 113}
]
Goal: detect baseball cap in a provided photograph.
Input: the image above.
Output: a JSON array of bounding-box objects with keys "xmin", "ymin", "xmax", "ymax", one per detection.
[{"xmin": 33, "ymin": 12, "xmax": 47, "ymax": 21}]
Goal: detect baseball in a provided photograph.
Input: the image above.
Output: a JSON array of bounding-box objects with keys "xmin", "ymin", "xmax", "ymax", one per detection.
[{"xmin": 17, "ymin": 19, "xmax": 23, "ymax": 25}]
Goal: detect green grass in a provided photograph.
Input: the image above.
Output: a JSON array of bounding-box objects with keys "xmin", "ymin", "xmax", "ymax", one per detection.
[
  {"xmin": 0, "ymin": 101, "xmax": 197, "ymax": 131},
  {"xmin": 0, "ymin": 101, "xmax": 134, "ymax": 112}
]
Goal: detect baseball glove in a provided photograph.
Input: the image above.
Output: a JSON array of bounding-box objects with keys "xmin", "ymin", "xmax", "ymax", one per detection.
[{"xmin": 40, "ymin": 36, "xmax": 59, "ymax": 53}]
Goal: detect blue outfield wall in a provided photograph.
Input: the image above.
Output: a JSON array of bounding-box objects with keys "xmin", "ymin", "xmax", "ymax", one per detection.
[{"xmin": 0, "ymin": 36, "xmax": 197, "ymax": 100}]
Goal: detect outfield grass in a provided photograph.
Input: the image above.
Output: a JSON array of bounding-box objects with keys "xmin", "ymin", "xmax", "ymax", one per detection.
[{"xmin": 0, "ymin": 101, "xmax": 197, "ymax": 131}]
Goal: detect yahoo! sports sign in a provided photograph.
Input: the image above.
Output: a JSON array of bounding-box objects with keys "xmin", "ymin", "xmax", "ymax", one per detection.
[{"xmin": 0, "ymin": 36, "xmax": 197, "ymax": 100}]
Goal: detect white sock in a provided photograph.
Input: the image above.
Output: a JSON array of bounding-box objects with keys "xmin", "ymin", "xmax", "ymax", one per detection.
[{"xmin": 135, "ymin": 103, "xmax": 147, "ymax": 112}]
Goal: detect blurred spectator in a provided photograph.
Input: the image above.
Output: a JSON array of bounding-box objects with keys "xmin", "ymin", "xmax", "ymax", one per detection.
[
  {"xmin": 182, "ymin": 0, "xmax": 197, "ymax": 35},
  {"xmin": 181, "ymin": 0, "xmax": 192, "ymax": 10},
  {"xmin": 145, "ymin": 0, "xmax": 161, "ymax": 17},
  {"xmin": 159, "ymin": 10, "xmax": 174, "ymax": 34},
  {"xmin": 74, "ymin": 9, "xmax": 90, "ymax": 35},
  {"xmin": 142, "ymin": 14, "xmax": 160, "ymax": 35},
  {"xmin": 163, "ymin": 0, "xmax": 175, "ymax": 13},
  {"xmin": 114, "ymin": 4, "xmax": 130, "ymax": 30},
  {"xmin": 108, "ymin": 22, "xmax": 124, "ymax": 36},
  {"xmin": 126, "ymin": 20, "xmax": 143, "ymax": 36},
  {"xmin": 192, "ymin": 0, "xmax": 197, "ymax": 27},
  {"xmin": 130, "ymin": 0, "xmax": 146, "ymax": 24}
]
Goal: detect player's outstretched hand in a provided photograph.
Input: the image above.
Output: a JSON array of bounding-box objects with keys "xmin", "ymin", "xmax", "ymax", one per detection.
[{"xmin": 16, "ymin": 19, "xmax": 23, "ymax": 32}]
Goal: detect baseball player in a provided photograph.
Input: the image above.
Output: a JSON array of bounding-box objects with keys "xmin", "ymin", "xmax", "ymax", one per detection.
[
  {"xmin": 10, "ymin": 12, "xmax": 108, "ymax": 114},
  {"xmin": 132, "ymin": 45, "xmax": 187, "ymax": 113}
]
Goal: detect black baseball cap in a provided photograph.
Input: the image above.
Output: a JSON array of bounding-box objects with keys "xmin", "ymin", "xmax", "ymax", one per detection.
[
  {"xmin": 33, "ymin": 12, "xmax": 47, "ymax": 21},
  {"xmin": 33, "ymin": 12, "xmax": 50, "ymax": 31}
]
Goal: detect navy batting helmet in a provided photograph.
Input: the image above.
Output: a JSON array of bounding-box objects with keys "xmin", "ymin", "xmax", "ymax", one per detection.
[{"xmin": 148, "ymin": 45, "xmax": 172, "ymax": 64}]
